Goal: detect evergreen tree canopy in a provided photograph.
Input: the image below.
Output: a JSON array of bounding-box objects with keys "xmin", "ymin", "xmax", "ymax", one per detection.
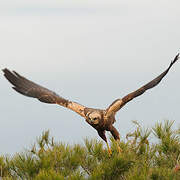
[{"xmin": 0, "ymin": 120, "xmax": 180, "ymax": 179}]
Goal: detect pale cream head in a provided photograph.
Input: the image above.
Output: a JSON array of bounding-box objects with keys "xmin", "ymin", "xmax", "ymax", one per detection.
[{"xmin": 86, "ymin": 111, "xmax": 101, "ymax": 124}]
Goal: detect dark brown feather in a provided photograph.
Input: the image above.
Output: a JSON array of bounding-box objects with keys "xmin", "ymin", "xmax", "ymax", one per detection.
[
  {"xmin": 2, "ymin": 68, "xmax": 86, "ymax": 117},
  {"xmin": 106, "ymin": 54, "xmax": 179, "ymax": 117}
]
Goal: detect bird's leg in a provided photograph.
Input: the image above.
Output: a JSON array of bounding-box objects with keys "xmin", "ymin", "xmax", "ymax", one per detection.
[
  {"xmin": 110, "ymin": 126, "xmax": 122, "ymax": 153},
  {"xmin": 116, "ymin": 139, "xmax": 122, "ymax": 153},
  {"xmin": 98, "ymin": 130, "xmax": 112, "ymax": 156},
  {"xmin": 106, "ymin": 141, "xmax": 112, "ymax": 156}
]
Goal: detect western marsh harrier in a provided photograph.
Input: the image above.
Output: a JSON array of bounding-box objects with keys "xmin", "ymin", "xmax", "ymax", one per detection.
[{"xmin": 3, "ymin": 54, "xmax": 179, "ymax": 155}]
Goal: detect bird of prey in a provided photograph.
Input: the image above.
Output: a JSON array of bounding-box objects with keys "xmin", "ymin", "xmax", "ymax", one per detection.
[{"xmin": 2, "ymin": 54, "xmax": 179, "ymax": 155}]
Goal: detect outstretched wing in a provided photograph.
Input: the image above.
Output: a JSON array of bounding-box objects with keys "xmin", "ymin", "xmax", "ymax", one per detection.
[
  {"xmin": 2, "ymin": 68, "xmax": 86, "ymax": 117},
  {"xmin": 105, "ymin": 54, "xmax": 179, "ymax": 118}
]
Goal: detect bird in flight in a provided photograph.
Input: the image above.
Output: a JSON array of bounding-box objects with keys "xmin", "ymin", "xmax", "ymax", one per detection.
[{"xmin": 2, "ymin": 54, "xmax": 179, "ymax": 155}]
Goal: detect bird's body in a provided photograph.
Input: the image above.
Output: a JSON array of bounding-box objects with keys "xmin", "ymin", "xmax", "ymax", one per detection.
[
  {"xmin": 2, "ymin": 54, "xmax": 179, "ymax": 155},
  {"xmin": 84, "ymin": 108, "xmax": 118, "ymax": 140}
]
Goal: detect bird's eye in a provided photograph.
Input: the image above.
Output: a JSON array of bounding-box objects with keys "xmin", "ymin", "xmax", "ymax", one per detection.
[{"xmin": 93, "ymin": 117, "xmax": 97, "ymax": 120}]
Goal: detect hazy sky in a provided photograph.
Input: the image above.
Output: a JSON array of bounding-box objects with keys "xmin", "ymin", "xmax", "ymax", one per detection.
[{"xmin": 0, "ymin": 0, "xmax": 180, "ymax": 154}]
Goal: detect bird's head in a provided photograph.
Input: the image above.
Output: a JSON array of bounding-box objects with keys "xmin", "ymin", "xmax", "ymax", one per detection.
[{"xmin": 85, "ymin": 111, "xmax": 101, "ymax": 125}]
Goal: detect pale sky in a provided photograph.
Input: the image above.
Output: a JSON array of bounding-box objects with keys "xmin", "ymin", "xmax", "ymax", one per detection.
[{"xmin": 0, "ymin": 0, "xmax": 180, "ymax": 154}]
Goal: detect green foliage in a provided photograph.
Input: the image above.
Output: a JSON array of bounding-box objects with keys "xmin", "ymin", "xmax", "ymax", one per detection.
[{"xmin": 0, "ymin": 120, "xmax": 180, "ymax": 179}]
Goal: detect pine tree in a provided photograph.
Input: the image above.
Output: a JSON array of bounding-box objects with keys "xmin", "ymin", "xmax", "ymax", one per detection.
[{"xmin": 0, "ymin": 120, "xmax": 179, "ymax": 179}]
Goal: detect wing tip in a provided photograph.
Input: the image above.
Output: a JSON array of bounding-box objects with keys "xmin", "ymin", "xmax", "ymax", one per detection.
[
  {"xmin": 2, "ymin": 68, "xmax": 16, "ymax": 78},
  {"xmin": 173, "ymin": 53, "xmax": 179, "ymax": 62},
  {"xmin": 174, "ymin": 53, "xmax": 179, "ymax": 61},
  {"xmin": 169, "ymin": 53, "xmax": 179, "ymax": 68},
  {"xmin": 177, "ymin": 53, "xmax": 180, "ymax": 59},
  {"xmin": 2, "ymin": 68, "xmax": 9, "ymax": 74}
]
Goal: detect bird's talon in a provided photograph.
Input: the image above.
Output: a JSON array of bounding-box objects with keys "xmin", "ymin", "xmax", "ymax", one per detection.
[
  {"xmin": 117, "ymin": 146, "xmax": 122, "ymax": 153},
  {"xmin": 108, "ymin": 149, "xmax": 112, "ymax": 156}
]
